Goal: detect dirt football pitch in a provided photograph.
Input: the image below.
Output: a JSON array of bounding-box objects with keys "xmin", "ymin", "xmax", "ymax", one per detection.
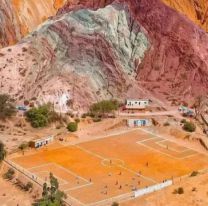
[{"xmin": 10, "ymin": 129, "xmax": 208, "ymax": 205}]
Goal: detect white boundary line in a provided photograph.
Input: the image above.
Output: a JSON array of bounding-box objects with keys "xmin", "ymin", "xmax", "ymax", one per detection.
[
  {"xmin": 138, "ymin": 137, "xmax": 156, "ymax": 143},
  {"xmin": 136, "ymin": 142, "xmax": 181, "ymax": 160},
  {"xmin": 156, "ymin": 141, "xmax": 189, "ymax": 153},
  {"xmin": 29, "ymin": 162, "xmax": 90, "ymax": 184},
  {"xmin": 28, "ymin": 162, "xmax": 92, "ymax": 192},
  {"xmin": 28, "ymin": 162, "xmax": 54, "ymax": 170},
  {"xmin": 34, "ymin": 170, "xmax": 68, "ymax": 185},
  {"xmin": 75, "ymin": 145, "xmax": 157, "ymax": 184},
  {"xmin": 64, "ymin": 182, "xmax": 93, "ymax": 192},
  {"xmin": 101, "ymin": 158, "xmax": 125, "ymax": 167},
  {"xmin": 53, "ymin": 162, "xmax": 91, "ymax": 184},
  {"xmin": 86, "ymin": 191, "xmax": 134, "ymax": 206},
  {"xmin": 137, "ymin": 128, "xmax": 207, "ymax": 155}
]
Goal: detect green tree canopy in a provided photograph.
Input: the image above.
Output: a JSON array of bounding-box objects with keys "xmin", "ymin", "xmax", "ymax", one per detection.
[
  {"xmin": 67, "ymin": 122, "xmax": 78, "ymax": 132},
  {"xmin": 18, "ymin": 142, "xmax": 28, "ymax": 154},
  {"xmin": 35, "ymin": 173, "xmax": 67, "ymax": 206},
  {"xmin": 0, "ymin": 94, "xmax": 16, "ymax": 120},
  {"xmin": 90, "ymin": 99, "xmax": 119, "ymax": 117},
  {"xmin": 183, "ymin": 121, "xmax": 196, "ymax": 132},
  {"xmin": 26, "ymin": 104, "xmax": 58, "ymax": 128}
]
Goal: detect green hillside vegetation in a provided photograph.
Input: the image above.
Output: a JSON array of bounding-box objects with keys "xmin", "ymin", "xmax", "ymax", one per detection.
[
  {"xmin": 0, "ymin": 94, "xmax": 16, "ymax": 120},
  {"xmin": 26, "ymin": 104, "xmax": 59, "ymax": 128},
  {"xmin": 90, "ymin": 99, "xmax": 119, "ymax": 117}
]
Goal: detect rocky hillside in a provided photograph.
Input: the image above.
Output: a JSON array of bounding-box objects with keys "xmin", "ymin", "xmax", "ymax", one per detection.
[
  {"xmin": 163, "ymin": 0, "xmax": 208, "ymax": 32},
  {"xmin": 0, "ymin": 0, "xmax": 150, "ymax": 112},
  {"xmin": 1, "ymin": 0, "xmax": 208, "ymax": 49},
  {"xmin": 0, "ymin": 0, "xmax": 207, "ymax": 112},
  {"xmin": 0, "ymin": 0, "xmax": 67, "ymax": 48}
]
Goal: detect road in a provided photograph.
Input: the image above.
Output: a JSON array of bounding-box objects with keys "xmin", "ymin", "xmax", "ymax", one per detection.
[{"xmin": 118, "ymin": 110, "xmax": 181, "ymax": 118}]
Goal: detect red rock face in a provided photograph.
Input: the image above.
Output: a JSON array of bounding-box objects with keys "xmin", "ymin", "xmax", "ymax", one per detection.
[
  {"xmin": 134, "ymin": 0, "xmax": 208, "ymax": 102},
  {"xmin": 58, "ymin": 0, "xmax": 114, "ymax": 14},
  {"xmin": 0, "ymin": 0, "xmax": 21, "ymax": 48},
  {"xmin": 0, "ymin": 0, "xmax": 207, "ymax": 110},
  {"xmin": 0, "ymin": 0, "xmax": 67, "ymax": 48},
  {"xmin": 60, "ymin": 0, "xmax": 208, "ymax": 102}
]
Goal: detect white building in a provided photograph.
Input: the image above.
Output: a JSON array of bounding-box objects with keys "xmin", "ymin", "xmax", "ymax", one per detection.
[
  {"xmin": 31, "ymin": 136, "xmax": 54, "ymax": 148},
  {"xmin": 127, "ymin": 119, "xmax": 152, "ymax": 127},
  {"xmin": 125, "ymin": 99, "xmax": 150, "ymax": 109}
]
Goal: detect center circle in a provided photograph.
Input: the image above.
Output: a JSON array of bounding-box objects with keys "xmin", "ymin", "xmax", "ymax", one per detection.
[{"xmin": 101, "ymin": 158, "xmax": 125, "ymax": 167}]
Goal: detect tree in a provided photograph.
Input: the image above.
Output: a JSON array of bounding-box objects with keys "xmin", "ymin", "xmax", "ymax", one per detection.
[
  {"xmin": 190, "ymin": 171, "xmax": 198, "ymax": 177},
  {"xmin": 18, "ymin": 143, "xmax": 28, "ymax": 155},
  {"xmin": 0, "ymin": 94, "xmax": 16, "ymax": 120},
  {"xmin": 183, "ymin": 121, "xmax": 196, "ymax": 132},
  {"xmin": 0, "ymin": 141, "xmax": 6, "ymax": 163},
  {"xmin": 3, "ymin": 168, "xmax": 15, "ymax": 180},
  {"xmin": 35, "ymin": 173, "xmax": 67, "ymax": 206},
  {"xmin": 67, "ymin": 122, "xmax": 78, "ymax": 132},
  {"xmin": 173, "ymin": 187, "xmax": 184, "ymax": 194},
  {"xmin": 26, "ymin": 104, "xmax": 58, "ymax": 128},
  {"xmin": 90, "ymin": 99, "xmax": 119, "ymax": 117},
  {"xmin": 24, "ymin": 181, "xmax": 33, "ymax": 191}
]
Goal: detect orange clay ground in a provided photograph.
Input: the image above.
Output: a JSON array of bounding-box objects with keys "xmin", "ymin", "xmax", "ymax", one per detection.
[{"xmin": 10, "ymin": 129, "xmax": 208, "ymax": 206}]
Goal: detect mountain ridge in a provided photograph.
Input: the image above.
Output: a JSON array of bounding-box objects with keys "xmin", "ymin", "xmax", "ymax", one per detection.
[
  {"xmin": 1, "ymin": 0, "xmax": 208, "ymax": 48},
  {"xmin": 0, "ymin": 0, "xmax": 207, "ymax": 112}
]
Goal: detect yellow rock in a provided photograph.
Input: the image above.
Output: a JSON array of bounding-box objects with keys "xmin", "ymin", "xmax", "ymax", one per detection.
[
  {"xmin": 11, "ymin": 0, "xmax": 67, "ymax": 36},
  {"xmin": 162, "ymin": 0, "xmax": 208, "ymax": 32}
]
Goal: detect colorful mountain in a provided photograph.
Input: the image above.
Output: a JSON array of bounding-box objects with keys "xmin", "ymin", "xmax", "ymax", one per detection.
[
  {"xmin": 163, "ymin": 0, "xmax": 208, "ymax": 32},
  {"xmin": 0, "ymin": 0, "xmax": 67, "ymax": 48},
  {"xmin": 0, "ymin": 0, "xmax": 207, "ymax": 112}
]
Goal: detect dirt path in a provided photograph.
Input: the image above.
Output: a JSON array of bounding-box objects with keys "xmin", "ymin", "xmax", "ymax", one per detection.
[{"xmin": 119, "ymin": 110, "xmax": 181, "ymax": 117}]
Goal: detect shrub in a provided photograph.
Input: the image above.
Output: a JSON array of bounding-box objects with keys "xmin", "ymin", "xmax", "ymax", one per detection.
[
  {"xmin": 0, "ymin": 141, "xmax": 6, "ymax": 162},
  {"xmin": 173, "ymin": 187, "xmax": 184, "ymax": 195},
  {"xmin": 93, "ymin": 118, "xmax": 102, "ymax": 122},
  {"xmin": 24, "ymin": 100, "xmax": 30, "ymax": 106},
  {"xmin": 67, "ymin": 112, "xmax": 74, "ymax": 118},
  {"xmin": 3, "ymin": 168, "xmax": 15, "ymax": 180},
  {"xmin": 192, "ymin": 187, "xmax": 197, "ymax": 192},
  {"xmin": 112, "ymin": 202, "xmax": 119, "ymax": 206},
  {"xmin": 26, "ymin": 104, "xmax": 58, "ymax": 128},
  {"xmin": 75, "ymin": 118, "xmax": 80, "ymax": 123},
  {"xmin": 81, "ymin": 113, "xmax": 87, "ymax": 118},
  {"xmin": 18, "ymin": 142, "xmax": 28, "ymax": 154},
  {"xmin": 163, "ymin": 122, "xmax": 170, "ymax": 126},
  {"xmin": 28, "ymin": 141, "xmax": 34, "ymax": 148},
  {"xmin": 181, "ymin": 119, "xmax": 187, "ymax": 124},
  {"xmin": 24, "ymin": 182, "xmax": 33, "ymax": 191},
  {"xmin": 190, "ymin": 171, "xmax": 199, "ymax": 177},
  {"xmin": 183, "ymin": 121, "xmax": 196, "ymax": 132},
  {"xmin": 67, "ymin": 122, "xmax": 78, "ymax": 132},
  {"xmin": 18, "ymin": 142, "xmax": 28, "ymax": 150},
  {"xmin": 178, "ymin": 187, "xmax": 184, "ymax": 194},
  {"xmin": 0, "ymin": 94, "xmax": 16, "ymax": 120},
  {"xmin": 152, "ymin": 118, "xmax": 159, "ymax": 126},
  {"xmin": 90, "ymin": 99, "xmax": 119, "ymax": 117},
  {"xmin": 56, "ymin": 124, "xmax": 62, "ymax": 129}
]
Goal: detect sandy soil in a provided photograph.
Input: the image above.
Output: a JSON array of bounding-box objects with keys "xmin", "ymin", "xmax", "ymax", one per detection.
[
  {"xmin": 122, "ymin": 172, "xmax": 208, "ymax": 206},
  {"xmin": 9, "ymin": 129, "xmax": 208, "ymax": 205},
  {"xmin": 0, "ymin": 176, "xmax": 33, "ymax": 206},
  {"xmin": 2, "ymin": 113, "xmax": 208, "ymax": 206}
]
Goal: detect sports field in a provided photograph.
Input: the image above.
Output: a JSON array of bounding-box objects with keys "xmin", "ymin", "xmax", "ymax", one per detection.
[{"xmin": 10, "ymin": 129, "xmax": 208, "ymax": 206}]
